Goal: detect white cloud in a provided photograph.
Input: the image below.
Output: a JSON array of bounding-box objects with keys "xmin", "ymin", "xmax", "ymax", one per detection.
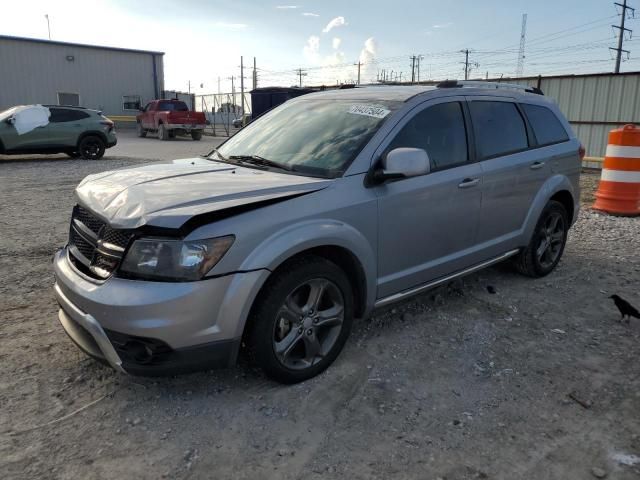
[
  {"xmin": 303, "ymin": 35, "xmax": 320, "ymax": 62},
  {"xmin": 322, "ymin": 16, "xmax": 346, "ymax": 33},
  {"xmin": 323, "ymin": 51, "xmax": 345, "ymax": 67},
  {"xmin": 302, "ymin": 12, "xmax": 320, "ymax": 17},
  {"xmin": 276, "ymin": 5, "xmax": 299, "ymax": 9},
  {"xmin": 359, "ymin": 37, "xmax": 378, "ymax": 82},
  {"xmin": 432, "ymin": 22, "xmax": 453, "ymax": 29},
  {"xmin": 215, "ymin": 22, "xmax": 248, "ymax": 30},
  {"xmin": 332, "ymin": 37, "xmax": 341, "ymax": 49}
]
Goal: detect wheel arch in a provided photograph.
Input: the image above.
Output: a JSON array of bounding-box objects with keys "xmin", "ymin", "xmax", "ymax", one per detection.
[
  {"xmin": 76, "ymin": 130, "xmax": 108, "ymax": 148},
  {"xmin": 521, "ymin": 175, "xmax": 577, "ymax": 243}
]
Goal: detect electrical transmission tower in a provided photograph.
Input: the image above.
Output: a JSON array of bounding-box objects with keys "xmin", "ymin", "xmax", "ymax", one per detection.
[
  {"xmin": 516, "ymin": 13, "xmax": 528, "ymax": 77},
  {"xmin": 611, "ymin": 0, "xmax": 635, "ymax": 74}
]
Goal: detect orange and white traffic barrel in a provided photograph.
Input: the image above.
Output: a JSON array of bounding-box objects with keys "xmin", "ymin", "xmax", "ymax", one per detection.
[{"xmin": 592, "ymin": 124, "xmax": 640, "ymax": 216}]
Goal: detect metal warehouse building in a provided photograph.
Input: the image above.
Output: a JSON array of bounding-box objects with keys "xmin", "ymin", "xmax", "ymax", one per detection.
[{"xmin": 0, "ymin": 35, "xmax": 164, "ymax": 117}]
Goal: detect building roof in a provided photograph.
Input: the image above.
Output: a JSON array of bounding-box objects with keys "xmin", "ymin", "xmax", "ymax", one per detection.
[{"xmin": 0, "ymin": 34, "xmax": 164, "ymax": 56}]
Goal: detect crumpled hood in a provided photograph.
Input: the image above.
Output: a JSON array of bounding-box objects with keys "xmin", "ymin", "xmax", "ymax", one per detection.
[{"xmin": 75, "ymin": 157, "xmax": 331, "ymax": 229}]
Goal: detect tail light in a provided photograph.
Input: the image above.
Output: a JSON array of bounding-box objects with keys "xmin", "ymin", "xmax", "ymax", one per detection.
[
  {"xmin": 100, "ymin": 117, "xmax": 114, "ymax": 132},
  {"xmin": 578, "ymin": 144, "xmax": 586, "ymax": 160}
]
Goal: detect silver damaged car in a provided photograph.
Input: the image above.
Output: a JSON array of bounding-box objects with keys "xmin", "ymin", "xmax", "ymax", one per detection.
[{"xmin": 53, "ymin": 82, "xmax": 581, "ymax": 383}]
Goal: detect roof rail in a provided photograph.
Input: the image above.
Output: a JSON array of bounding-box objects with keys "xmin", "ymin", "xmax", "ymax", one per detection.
[{"xmin": 436, "ymin": 80, "xmax": 544, "ymax": 95}]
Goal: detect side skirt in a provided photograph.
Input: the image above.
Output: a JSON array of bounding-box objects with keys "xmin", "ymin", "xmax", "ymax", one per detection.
[{"xmin": 374, "ymin": 249, "xmax": 520, "ymax": 309}]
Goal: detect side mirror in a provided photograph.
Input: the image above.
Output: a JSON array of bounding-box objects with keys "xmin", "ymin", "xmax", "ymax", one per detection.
[{"xmin": 374, "ymin": 148, "xmax": 430, "ymax": 183}]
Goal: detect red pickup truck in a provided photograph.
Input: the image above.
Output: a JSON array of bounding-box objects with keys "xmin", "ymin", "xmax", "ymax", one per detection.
[{"xmin": 136, "ymin": 99, "xmax": 206, "ymax": 141}]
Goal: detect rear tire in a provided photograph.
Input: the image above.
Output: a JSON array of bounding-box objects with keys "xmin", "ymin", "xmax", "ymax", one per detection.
[
  {"xmin": 514, "ymin": 200, "xmax": 568, "ymax": 277},
  {"xmin": 78, "ymin": 136, "xmax": 105, "ymax": 160},
  {"xmin": 157, "ymin": 123, "xmax": 170, "ymax": 141},
  {"xmin": 136, "ymin": 122, "xmax": 147, "ymax": 138},
  {"xmin": 245, "ymin": 255, "xmax": 354, "ymax": 384},
  {"xmin": 191, "ymin": 130, "xmax": 203, "ymax": 141}
]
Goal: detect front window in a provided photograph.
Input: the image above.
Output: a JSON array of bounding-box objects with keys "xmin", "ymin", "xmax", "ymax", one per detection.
[{"xmin": 213, "ymin": 99, "xmax": 400, "ymax": 178}]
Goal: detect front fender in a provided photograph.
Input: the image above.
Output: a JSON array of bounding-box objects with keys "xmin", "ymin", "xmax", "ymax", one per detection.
[
  {"xmin": 238, "ymin": 219, "xmax": 377, "ymax": 313},
  {"xmin": 521, "ymin": 174, "xmax": 578, "ymax": 242}
]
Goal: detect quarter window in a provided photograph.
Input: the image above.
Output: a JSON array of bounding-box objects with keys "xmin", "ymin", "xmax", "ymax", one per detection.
[
  {"xmin": 522, "ymin": 104, "xmax": 569, "ymax": 146},
  {"xmin": 123, "ymin": 95, "xmax": 142, "ymax": 111},
  {"xmin": 388, "ymin": 102, "xmax": 468, "ymax": 170},
  {"xmin": 469, "ymin": 101, "xmax": 528, "ymax": 159}
]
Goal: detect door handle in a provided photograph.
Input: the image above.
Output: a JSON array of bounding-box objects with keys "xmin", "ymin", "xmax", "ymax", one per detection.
[
  {"xmin": 458, "ymin": 178, "xmax": 480, "ymax": 188},
  {"xmin": 530, "ymin": 161, "xmax": 545, "ymax": 170}
]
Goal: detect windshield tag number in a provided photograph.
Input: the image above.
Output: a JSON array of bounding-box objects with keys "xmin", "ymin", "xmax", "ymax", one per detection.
[{"xmin": 347, "ymin": 104, "xmax": 390, "ymax": 119}]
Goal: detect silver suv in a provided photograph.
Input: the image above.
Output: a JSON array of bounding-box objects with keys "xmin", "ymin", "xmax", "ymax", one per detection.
[{"xmin": 53, "ymin": 82, "xmax": 581, "ymax": 383}]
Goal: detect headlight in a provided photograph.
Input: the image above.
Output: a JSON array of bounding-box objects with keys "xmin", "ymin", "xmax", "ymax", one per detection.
[{"xmin": 119, "ymin": 235, "xmax": 235, "ymax": 281}]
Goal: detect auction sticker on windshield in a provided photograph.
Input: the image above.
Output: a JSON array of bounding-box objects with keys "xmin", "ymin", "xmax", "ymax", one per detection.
[{"xmin": 347, "ymin": 104, "xmax": 391, "ymax": 119}]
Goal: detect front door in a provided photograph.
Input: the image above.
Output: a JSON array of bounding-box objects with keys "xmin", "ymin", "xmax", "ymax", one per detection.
[{"xmin": 375, "ymin": 99, "xmax": 483, "ymax": 299}]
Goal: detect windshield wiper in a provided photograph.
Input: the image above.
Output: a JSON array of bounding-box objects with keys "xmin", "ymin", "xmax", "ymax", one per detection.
[{"xmin": 228, "ymin": 155, "xmax": 293, "ymax": 171}]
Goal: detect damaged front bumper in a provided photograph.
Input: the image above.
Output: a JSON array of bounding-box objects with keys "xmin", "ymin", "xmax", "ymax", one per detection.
[{"xmin": 52, "ymin": 248, "xmax": 269, "ymax": 375}]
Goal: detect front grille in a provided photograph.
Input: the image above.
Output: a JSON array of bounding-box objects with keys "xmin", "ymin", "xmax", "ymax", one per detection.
[{"xmin": 68, "ymin": 205, "xmax": 134, "ymax": 280}]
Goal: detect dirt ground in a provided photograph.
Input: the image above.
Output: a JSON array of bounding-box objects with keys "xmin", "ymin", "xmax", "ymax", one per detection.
[{"xmin": 0, "ymin": 160, "xmax": 639, "ymax": 480}]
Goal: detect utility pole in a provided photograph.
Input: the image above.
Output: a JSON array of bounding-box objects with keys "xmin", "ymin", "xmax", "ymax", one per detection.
[
  {"xmin": 228, "ymin": 76, "xmax": 235, "ymax": 107},
  {"xmin": 253, "ymin": 57, "xmax": 257, "ymax": 90},
  {"xmin": 611, "ymin": 0, "xmax": 634, "ymax": 74},
  {"xmin": 354, "ymin": 61, "xmax": 362, "ymax": 84},
  {"xmin": 240, "ymin": 56, "xmax": 245, "ymax": 123},
  {"xmin": 218, "ymin": 76, "xmax": 221, "ymax": 94},
  {"xmin": 44, "ymin": 14, "xmax": 51, "ymax": 40},
  {"xmin": 188, "ymin": 80, "xmax": 191, "ymax": 94},
  {"xmin": 416, "ymin": 55, "xmax": 424, "ymax": 82},
  {"xmin": 460, "ymin": 49, "xmax": 478, "ymax": 80},
  {"xmin": 410, "ymin": 55, "xmax": 417, "ymax": 83},
  {"xmin": 296, "ymin": 68, "xmax": 307, "ymax": 87},
  {"xmin": 516, "ymin": 13, "xmax": 528, "ymax": 77}
]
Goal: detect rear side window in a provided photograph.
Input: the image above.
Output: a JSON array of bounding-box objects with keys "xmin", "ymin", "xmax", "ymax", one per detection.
[
  {"xmin": 521, "ymin": 104, "xmax": 569, "ymax": 146},
  {"xmin": 49, "ymin": 108, "xmax": 90, "ymax": 123},
  {"xmin": 388, "ymin": 102, "xmax": 468, "ymax": 170},
  {"xmin": 469, "ymin": 101, "xmax": 528, "ymax": 159},
  {"xmin": 158, "ymin": 101, "xmax": 189, "ymax": 111}
]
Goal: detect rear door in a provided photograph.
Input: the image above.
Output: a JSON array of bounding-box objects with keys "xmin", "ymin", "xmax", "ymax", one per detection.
[
  {"xmin": 467, "ymin": 97, "xmax": 547, "ymax": 255},
  {"xmin": 45, "ymin": 108, "xmax": 91, "ymax": 147},
  {"xmin": 374, "ymin": 97, "xmax": 483, "ymax": 298}
]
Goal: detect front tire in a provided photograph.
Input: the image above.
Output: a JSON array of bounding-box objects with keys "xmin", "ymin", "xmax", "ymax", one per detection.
[
  {"xmin": 136, "ymin": 122, "xmax": 147, "ymax": 138},
  {"xmin": 514, "ymin": 200, "xmax": 568, "ymax": 277},
  {"xmin": 78, "ymin": 136, "xmax": 105, "ymax": 160},
  {"xmin": 157, "ymin": 123, "xmax": 170, "ymax": 141},
  {"xmin": 245, "ymin": 256, "xmax": 354, "ymax": 384}
]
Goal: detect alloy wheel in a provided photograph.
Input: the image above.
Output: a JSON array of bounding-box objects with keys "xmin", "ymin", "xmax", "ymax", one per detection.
[
  {"xmin": 535, "ymin": 211, "xmax": 565, "ymax": 269},
  {"xmin": 272, "ymin": 278, "xmax": 345, "ymax": 370}
]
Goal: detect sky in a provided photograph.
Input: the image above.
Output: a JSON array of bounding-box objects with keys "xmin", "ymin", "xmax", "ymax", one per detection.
[{"xmin": 1, "ymin": 0, "xmax": 638, "ymax": 94}]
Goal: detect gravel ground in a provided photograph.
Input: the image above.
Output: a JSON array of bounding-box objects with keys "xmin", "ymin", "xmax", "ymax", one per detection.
[{"xmin": 1, "ymin": 163, "xmax": 639, "ymax": 480}]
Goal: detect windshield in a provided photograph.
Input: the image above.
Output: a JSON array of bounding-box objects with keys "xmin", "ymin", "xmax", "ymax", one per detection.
[
  {"xmin": 0, "ymin": 107, "xmax": 17, "ymax": 122},
  {"xmin": 213, "ymin": 99, "xmax": 400, "ymax": 178}
]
